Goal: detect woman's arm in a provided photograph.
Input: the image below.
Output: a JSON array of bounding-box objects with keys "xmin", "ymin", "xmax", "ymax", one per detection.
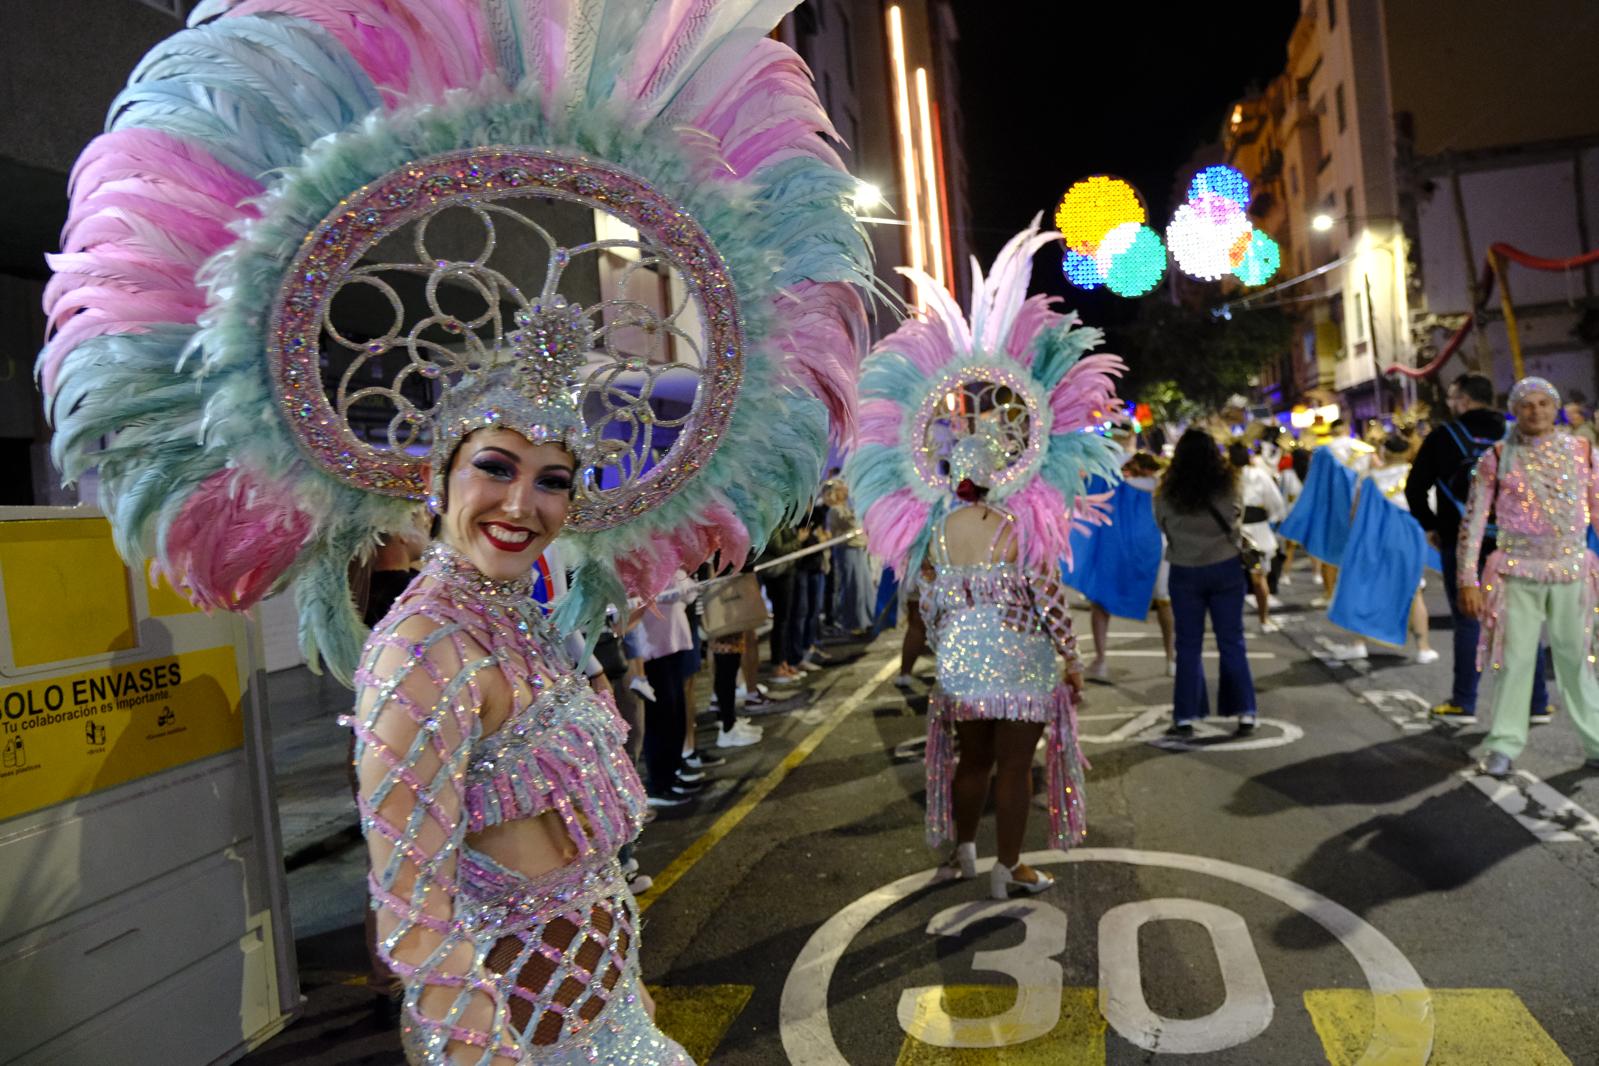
[
  {"xmin": 1025, "ymin": 567, "xmax": 1083, "ymax": 685},
  {"xmin": 349, "ymin": 615, "xmax": 507, "ymax": 1059}
]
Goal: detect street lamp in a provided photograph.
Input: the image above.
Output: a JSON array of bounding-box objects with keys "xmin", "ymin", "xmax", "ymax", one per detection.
[
  {"xmin": 1311, "ymin": 212, "xmax": 1336, "ymax": 233},
  {"xmin": 854, "ymin": 180, "xmax": 885, "ymax": 211}
]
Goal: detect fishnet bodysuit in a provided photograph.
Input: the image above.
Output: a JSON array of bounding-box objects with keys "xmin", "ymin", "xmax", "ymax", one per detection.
[
  {"xmin": 918, "ymin": 506, "xmax": 1088, "ymax": 848},
  {"xmin": 344, "ymin": 544, "xmax": 690, "ymax": 1065}
]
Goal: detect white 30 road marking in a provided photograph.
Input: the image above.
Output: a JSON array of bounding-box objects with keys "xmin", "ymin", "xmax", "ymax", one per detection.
[
  {"xmin": 779, "ymin": 848, "xmax": 1432, "ymax": 1065},
  {"xmin": 1099, "ymin": 898, "xmax": 1273, "ymax": 1054},
  {"xmin": 1361, "ymin": 689, "xmax": 1434, "ymax": 733},
  {"xmin": 1076, "ymin": 707, "xmax": 1304, "ymax": 752},
  {"xmin": 897, "ymin": 900, "xmax": 1067, "ymax": 1048}
]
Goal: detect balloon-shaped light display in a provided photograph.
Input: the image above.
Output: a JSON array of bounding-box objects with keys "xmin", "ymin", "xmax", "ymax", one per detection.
[
  {"xmin": 1187, "ymin": 164, "xmax": 1251, "ymax": 208},
  {"xmin": 1231, "ymin": 229, "xmax": 1281, "ymax": 286},
  {"xmin": 1056, "ymin": 176, "xmax": 1163, "ymax": 295},
  {"xmin": 1054, "ymin": 175, "xmax": 1145, "ymax": 251},
  {"xmin": 1168, "ymin": 164, "xmax": 1280, "ymax": 286},
  {"xmin": 1104, "ymin": 224, "xmax": 1167, "ymax": 297},
  {"xmin": 1062, "ymin": 247, "xmax": 1105, "ymax": 289}
]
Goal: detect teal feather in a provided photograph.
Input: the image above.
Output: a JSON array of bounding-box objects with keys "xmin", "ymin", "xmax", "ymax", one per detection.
[
  {"xmin": 1029, "ymin": 321, "xmax": 1104, "ymax": 393},
  {"xmin": 857, "ymin": 352, "xmax": 928, "ymax": 403},
  {"xmin": 293, "ymin": 520, "xmax": 373, "ymax": 685},
  {"xmin": 843, "ymin": 443, "xmax": 910, "ymax": 513},
  {"xmin": 1040, "ymin": 430, "xmax": 1125, "ymax": 513}
]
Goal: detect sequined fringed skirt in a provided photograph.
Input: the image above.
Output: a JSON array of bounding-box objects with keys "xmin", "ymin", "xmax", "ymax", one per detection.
[
  {"xmin": 397, "ymin": 851, "xmax": 692, "ymax": 1065},
  {"xmin": 924, "ymin": 685, "xmax": 1088, "ymax": 852}
]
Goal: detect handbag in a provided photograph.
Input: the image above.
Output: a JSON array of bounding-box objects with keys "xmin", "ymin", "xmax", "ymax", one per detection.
[
  {"xmin": 701, "ymin": 572, "xmax": 770, "ymax": 638},
  {"xmin": 1206, "ymin": 501, "xmax": 1265, "ymax": 573}
]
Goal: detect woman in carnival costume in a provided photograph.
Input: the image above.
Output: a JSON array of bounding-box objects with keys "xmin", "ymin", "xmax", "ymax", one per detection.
[
  {"xmin": 1458, "ymin": 377, "xmax": 1599, "ymax": 778},
  {"xmin": 39, "ymin": 2, "xmax": 875, "ymax": 1061},
  {"xmin": 844, "ymin": 223, "xmax": 1126, "ymax": 899}
]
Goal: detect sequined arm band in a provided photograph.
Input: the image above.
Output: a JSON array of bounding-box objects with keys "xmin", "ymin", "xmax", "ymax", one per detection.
[
  {"xmin": 345, "ymin": 616, "xmax": 509, "ymax": 1058},
  {"xmin": 1027, "ymin": 570, "xmax": 1082, "ymax": 674},
  {"xmin": 1456, "ymin": 442, "xmax": 1499, "ymax": 588}
]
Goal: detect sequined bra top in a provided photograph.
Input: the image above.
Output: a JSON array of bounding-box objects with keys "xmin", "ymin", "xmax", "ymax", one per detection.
[{"xmin": 350, "ymin": 544, "xmax": 646, "ymax": 859}]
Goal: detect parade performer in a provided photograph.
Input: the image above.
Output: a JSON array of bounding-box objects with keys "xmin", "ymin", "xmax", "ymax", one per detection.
[
  {"xmin": 1408, "ymin": 373, "xmax": 1550, "ymax": 723},
  {"xmin": 1459, "ymin": 378, "xmax": 1599, "ymax": 778},
  {"xmin": 844, "ymin": 222, "xmax": 1125, "ymax": 899},
  {"xmin": 39, "ymin": 1, "xmax": 874, "ymax": 1060},
  {"xmin": 1066, "ymin": 448, "xmax": 1169, "ymax": 680},
  {"xmin": 1326, "ymin": 438, "xmax": 1432, "ymax": 659}
]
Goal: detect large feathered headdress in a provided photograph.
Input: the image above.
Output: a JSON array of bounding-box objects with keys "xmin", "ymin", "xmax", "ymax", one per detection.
[
  {"xmin": 844, "ymin": 219, "xmax": 1125, "ymax": 575},
  {"xmin": 40, "ymin": 0, "xmax": 874, "ymax": 682}
]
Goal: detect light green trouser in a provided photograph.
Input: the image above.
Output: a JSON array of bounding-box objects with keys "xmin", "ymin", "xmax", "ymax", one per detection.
[{"xmin": 1486, "ymin": 577, "xmax": 1599, "ymax": 760}]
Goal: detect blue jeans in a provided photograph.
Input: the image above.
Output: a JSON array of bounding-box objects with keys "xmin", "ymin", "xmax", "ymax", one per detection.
[
  {"xmin": 1440, "ymin": 539, "xmax": 1547, "ymax": 712},
  {"xmin": 1169, "ymin": 557, "xmax": 1256, "ymax": 722}
]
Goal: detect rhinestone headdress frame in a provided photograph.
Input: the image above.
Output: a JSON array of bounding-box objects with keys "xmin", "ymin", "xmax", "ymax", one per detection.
[
  {"xmin": 267, "ymin": 148, "xmax": 744, "ymax": 532},
  {"xmin": 911, "ymin": 364, "xmax": 1049, "ymax": 497}
]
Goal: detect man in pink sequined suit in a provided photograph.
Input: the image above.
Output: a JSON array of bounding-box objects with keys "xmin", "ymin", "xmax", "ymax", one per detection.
[{"xmin": 1458, "ymin": 377, "xmax": 1599, "ymax": 778}]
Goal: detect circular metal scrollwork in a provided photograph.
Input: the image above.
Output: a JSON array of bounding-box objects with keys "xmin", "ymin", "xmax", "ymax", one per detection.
[
  {"xmin": 910, "ymin": 365, "xmax": 1046, "ymax": 495},
  {"xmin": 267, "ymin": 148, "xmax": 743, "ymax": 531}
]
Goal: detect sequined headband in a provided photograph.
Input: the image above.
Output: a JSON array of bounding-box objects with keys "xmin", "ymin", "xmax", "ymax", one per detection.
[
  {"xmin": 948, "ymin": 421, "xmax": 1010, "ymax": 490},
  {"xmin": 1509, "ymin": 376, "xmax": 1560, "ymax": 409}
]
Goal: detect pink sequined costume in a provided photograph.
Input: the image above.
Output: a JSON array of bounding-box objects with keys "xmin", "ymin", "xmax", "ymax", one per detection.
[
  {"xmin": 920, "ymin": 507, "xmax": 1088, "ymax": 850},
  {"xmin": 345, "ymin": 544, "xmax": 690, "ymax": 1064},
  {"xmin": 1457, "ymin": 432, "xmax": 1599, "ymax": 671}
]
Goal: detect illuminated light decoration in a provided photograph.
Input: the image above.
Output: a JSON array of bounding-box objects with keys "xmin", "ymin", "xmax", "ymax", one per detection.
[
  {"xmin": 1166, "ymin": 201, "xmax": 1242, "ymax": 281},
  {"xmin": 1231, "ymin": 229, "xmax": 1282, "ymax": 286},
  {"xmin": 1104, "ymin": 224, "xmax": 1168, "ymax": 297},
  {"xmin": 1227, "ymin": 228, "xmax": 1254, "ymax": 268},
  {"xmin": 1093, "ymin": 220, "xmax": 1142, "ymax": 275},
  {"xmin": 1062, "ymin": 248, "xmax": 1105, "ymax": 289},
  {"xmin": 1187, "ymin": 164, "xmax": 1251, "ymax": 208},
  {"xmin": 886, "ymin": 6, "xmax": 924, "ymax": 306},
  {"xmin": 1055, "ymin": 176, "xmax": 1145, "ymax": 253},
  {"xmin": 914, "ymin": 67, "xmax": 947, "ymax": 289}
]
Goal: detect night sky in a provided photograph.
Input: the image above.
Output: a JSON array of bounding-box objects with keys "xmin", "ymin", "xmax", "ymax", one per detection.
[{"xmin": 955, "ymin": 1, "xmax": 1302, "ymax": 334}]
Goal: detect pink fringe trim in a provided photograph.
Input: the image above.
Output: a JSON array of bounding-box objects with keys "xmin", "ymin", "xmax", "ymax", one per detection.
[{"xmin": 925, "ymin": 685, "xmax": 1087, "ymax": 851}]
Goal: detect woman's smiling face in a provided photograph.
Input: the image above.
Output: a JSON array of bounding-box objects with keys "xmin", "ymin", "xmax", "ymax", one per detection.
[{"xmin": 435, "ymin": 428, "xmax": 575, "ymax": 581}]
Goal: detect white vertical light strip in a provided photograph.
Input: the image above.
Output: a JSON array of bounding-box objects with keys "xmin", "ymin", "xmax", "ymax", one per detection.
[
  {"xmin": 913, "ymin": 66, "xmax": 945, "ymax": 290},
  {"xmin": 886, "ymin": 6, "xmax": 925, "ymax": 308}
]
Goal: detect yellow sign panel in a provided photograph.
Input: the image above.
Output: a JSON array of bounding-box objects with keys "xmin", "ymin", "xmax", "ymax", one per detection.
[
  {"xmin": 0, "ymin": 518, "xmax": 137, "ymax": 668},
  {"xmin": 0, "ymin": 646, "xmax": 243, "ymax": 821}
]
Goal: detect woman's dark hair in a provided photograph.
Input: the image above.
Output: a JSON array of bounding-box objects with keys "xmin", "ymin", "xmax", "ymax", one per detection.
[
  {"xmin": 1226, "ymin": 440, "xmax": 1252, "ymax": 469},
  {"xmin": 1159, "ymin": 429, "xmax": 1237, "ymax": 513},
  {"xmin": 1291, "ymin": 447, "xmax": 1311, "ymax": 481}
]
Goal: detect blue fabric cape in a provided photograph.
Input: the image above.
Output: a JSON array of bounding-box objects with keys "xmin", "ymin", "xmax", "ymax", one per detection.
[
  {"xmin": 1063, "ymin": 478, "xmax": 1163, "ymax": 620},
  {"xmin": 1328, "ymin": 481, "xmax": 1426, "ymax": 645},
  {"xmin": 1278, "ymin": 448, "xmax": 1357, "ymax": 565}
]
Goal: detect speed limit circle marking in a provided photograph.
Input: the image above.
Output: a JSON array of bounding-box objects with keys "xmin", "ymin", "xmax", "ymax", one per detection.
[{"xmin": 778, "ymin": 847, "xmax": 1433, "ymax": 1065}]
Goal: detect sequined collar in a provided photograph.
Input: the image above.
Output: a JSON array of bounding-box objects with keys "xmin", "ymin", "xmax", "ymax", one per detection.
[{"xmin": 419, "ymin": 542, "xmax": 536, "ymax": 606}]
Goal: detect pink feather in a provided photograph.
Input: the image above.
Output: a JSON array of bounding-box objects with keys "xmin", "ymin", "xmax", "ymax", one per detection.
[
  {"xmin": 772, "ymin": 281, "xmax": 865, "ymax": 444},
  {"xmin": 614, "ymin": 499, "xmax": 750, "ymax": 601},
  {"xmin": 679, "ymin": 41, "xmax": 844, "ymax": 179},
  {"xmin": 858, "ymin": 399, "xmax": 903, "ymax": 448},
  {"xmin": 1048, "ymin": 352, "xmax": 1127, "ymax": 430},
  {"xmin": 861, "ymin": 488, "xmax": 932, "ymax": 576},
  {"xmin": 219, "ymin": 0, "xmax": 491, "ymax": 105},
  {"xmin": 1004, "ymin": 294, "xmax": 1068, "ymax": 366},
  {"xmin": 880, "ymin": 317, "xmax": 956, "ymax": 376},
  {"xmin": 156, "ymin": 467, "xmax": 313, "ymax": 611},
  {"xmin": 69, "ymin": 128, "xmax": 261, "ymax": 215},
  {"xmin": 1003, "ymin": 479, "xmax": 1072, "ymax": 571}
]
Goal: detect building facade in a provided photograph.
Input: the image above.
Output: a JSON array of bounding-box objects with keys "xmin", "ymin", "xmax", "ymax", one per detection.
[
  {"xmin": 781, "ymin": 0, "xmax": 972, "ymax": 319},
  {"xmin": 1222, "ymin": 0, "xmax": 1599, "ymax": 416}
]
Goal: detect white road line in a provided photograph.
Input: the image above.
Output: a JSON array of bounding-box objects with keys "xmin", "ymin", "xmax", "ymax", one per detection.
[
  {"xmin": 1077, "ymin": 705, "xmax": 1171, "ymax": 743},
  {"xmin": 1360, "ymin": 689, "xmax": 1434, "ymax": 734},
  {"xmin": 1104, "ymin": 649, "xmax": 1276, "ymax": 659},
  {"xmin": 1459, "ymin": 768, "xmax": 1599, "ymax": 845}
]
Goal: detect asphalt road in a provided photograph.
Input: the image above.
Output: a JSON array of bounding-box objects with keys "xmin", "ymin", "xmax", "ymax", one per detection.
[{"xmin": 244, "ymin": 561, "xmax": 1599, "ymax": 1065}]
